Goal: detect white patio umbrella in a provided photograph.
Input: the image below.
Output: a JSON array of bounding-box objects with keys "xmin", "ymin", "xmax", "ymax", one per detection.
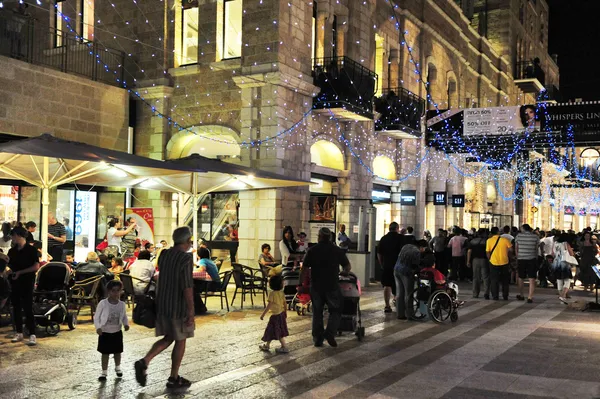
[{"xmin": 0, "ymin": 134, "xmax": 311, "ymax": 256}]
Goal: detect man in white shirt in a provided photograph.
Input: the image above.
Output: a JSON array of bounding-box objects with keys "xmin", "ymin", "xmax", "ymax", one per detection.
[
  {"xmin": 129, "ymin": 250, "xmax": 155, "ymax": 295},
  {"xmin": 501, "ymin": 226, "xmax": 514, "ymax": 242}
]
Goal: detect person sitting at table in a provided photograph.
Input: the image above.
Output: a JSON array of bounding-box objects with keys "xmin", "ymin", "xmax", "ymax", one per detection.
[
  {"xmin": 129, "ymin": 250, "xmax": 155, "ymax": 295},
  {"xmin": 75, "ymin": 252, "xmax": 112, "ymax": 278},
  {"xmin": 109, "ymin": 257, "xmax": 124, "ymax": 274},
  {"xmin": 197, "ymin": 247, "xmax": 220, "ymax": 285},
  {"xmin": 259, "ymin": 244, "xmax": 277, "ymax": 267}
]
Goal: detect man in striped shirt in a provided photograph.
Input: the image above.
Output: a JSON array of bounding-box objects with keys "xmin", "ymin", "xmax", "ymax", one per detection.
[
  {"xmin": 515, "ymin": 224, "xmax": 540, "ymax": 303},
  {"xmin": 47, "ymin": 213, "xmax": 66, "ymax": 262},
  {"xmin": 135, "ymin": 226, "xmax": 195, "ymax": 389}
]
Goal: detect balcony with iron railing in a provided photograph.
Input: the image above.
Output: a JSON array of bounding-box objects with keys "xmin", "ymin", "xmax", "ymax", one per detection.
[
  {"xmin": 374, "ymin": 87, "xmax": 425, "ymax": 139},
  {"xmin": 0, "ymin": 9, "xmax": 125, "ymax": 87},
  {"xmin": 538, "ymin": 84, "xmax": 561, "ymax": 103},
  {"xmin": 312, "ymin": 56, "xmax": 377, "ymax": 121},
  {"xmin": 514, "ymin": 60, "xmax": 546, "ymax": 93}
]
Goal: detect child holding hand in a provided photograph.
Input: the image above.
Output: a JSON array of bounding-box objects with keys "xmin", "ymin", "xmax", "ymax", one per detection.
[
  {"xmin": 259, "ymin": 275, "xmax": 289, "ymax": 354},
  {"xmin": 94, "ymin": 280, "xmax": 130, "ymax": 381}
]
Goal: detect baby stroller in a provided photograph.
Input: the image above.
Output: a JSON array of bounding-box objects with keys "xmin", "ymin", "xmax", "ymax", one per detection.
[
  {"xmin": 337, "ymin": 272, "xmax": 365, "ymax": 341},
  {"xmin": 282, "ymin": 264, "xmax": 300, "ymax": 309},
  {"xmin": 292, "ymin": 265, "xmax": 311, "ymax": 315},
  {"xmin": 410, "ymin": 269, "xmax": 461, "ymax": 323},
  {"xmin": 33, "ymin": 262, "xmax": 77, "ymax": 336}
]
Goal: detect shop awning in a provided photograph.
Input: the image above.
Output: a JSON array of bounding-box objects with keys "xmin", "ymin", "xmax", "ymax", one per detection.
[{"xmin": 0, "ymin": 134, "xmax": 310, "ymax": 255}]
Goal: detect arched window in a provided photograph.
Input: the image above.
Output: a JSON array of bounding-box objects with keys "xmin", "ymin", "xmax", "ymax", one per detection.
[
  {"xmin": 580, "ymin": 148, "xmax": 600, "ymax": 168},
  {"xmin": 372, "ymin": 156, "xmax": 396, "ymax": 180},
  {"xmin": 311, "ymin": 140, "xmax": 345, "ymax": 170}
]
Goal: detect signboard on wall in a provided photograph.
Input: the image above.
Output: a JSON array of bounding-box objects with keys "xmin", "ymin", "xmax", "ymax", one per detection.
[
  {"xmin": 433, "ymin": 192, "xmax": 447, "ymax": 206},
  {"xmin": 309, "ymin": 195, "xmax": 336, "ymax": 222},
  {"xmin": 400, "ymin": 190, "xmax": 417, "ymax": 206},
  {"xmin": 309, "ymin": 222, "xmax": 336, "ymax": 244},
  {"xmin": 462, "ymin": 105, "xmax": 540, "ymax": 136},
  {"xmin": 126, "ymin": 208, "xmax": 155, "ymax": 244},
  {"xmin": 452, "ymin": 195, "xmax": 465, "ymax": 208}
]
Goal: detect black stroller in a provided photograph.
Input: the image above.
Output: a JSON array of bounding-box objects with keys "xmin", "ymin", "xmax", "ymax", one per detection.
[
  {"xmin": 337, "ymin": 272, "xmax": 365, "ymax": 341},
  {"xmin": 33, "ymin": 262, "xmax": 77, "ymax": 336},
  {"xmin": 282, "ymin": 263, "xmax": 300, "ymax": 309}
]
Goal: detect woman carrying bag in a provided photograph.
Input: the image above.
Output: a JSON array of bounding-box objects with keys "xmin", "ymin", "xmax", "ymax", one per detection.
[{"xmin": 553, "ymin": 233, "xmax": 578, "ymax": 304}]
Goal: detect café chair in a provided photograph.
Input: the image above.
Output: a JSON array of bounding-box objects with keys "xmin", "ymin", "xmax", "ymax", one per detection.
[{"xmin": 205, "ymin": 271, "xmax": 233, "ymax": 311}]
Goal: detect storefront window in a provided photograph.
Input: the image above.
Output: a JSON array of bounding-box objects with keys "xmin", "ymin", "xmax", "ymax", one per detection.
[
  {"xmin": 0, "ymin": 185, "xmax": 19, "ymax": 225},
  {"xmin": 96, "ymin": 192, "xmax": 125, "ymax": 245},
  {"xmin": 212, "ymin": 193, "xmax": 239, "ymax": 241},
  {"xmin": 223, "ymin": 0, "xmax": 242, "ymax": 59}
]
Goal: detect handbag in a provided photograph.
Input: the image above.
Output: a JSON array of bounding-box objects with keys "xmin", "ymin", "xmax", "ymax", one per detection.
[
  {"xmin": 96, "ymin": 240, "xmax": 108, "ymax": 252},
  {"xmin": 133, "ymin": 293, "xmax": 156, "ymax": 329}
]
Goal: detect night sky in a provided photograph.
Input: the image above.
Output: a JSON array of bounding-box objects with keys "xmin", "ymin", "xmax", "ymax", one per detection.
[{"xmin": 547, "ymin": 0, "xmax": 600, "ymax": 101}]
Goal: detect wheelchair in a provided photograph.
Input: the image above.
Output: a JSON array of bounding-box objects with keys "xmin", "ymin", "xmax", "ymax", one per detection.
[{"xmin": 408, "ymin": 270, "xmax": 461, "ymax": 323}]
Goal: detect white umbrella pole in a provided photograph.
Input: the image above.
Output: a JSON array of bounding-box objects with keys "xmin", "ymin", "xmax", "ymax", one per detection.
[
  {"xmin": 192, "ymin": 173, "xmax": 198, "ymax": 250},
  {"xmin": 41, "ymin": 157, "xmax": 49, "ymax": 262}
]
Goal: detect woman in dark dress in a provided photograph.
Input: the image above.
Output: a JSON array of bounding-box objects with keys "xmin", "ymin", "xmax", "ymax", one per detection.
[{"xmin": 579, "ymin": 232, "xmax": 598, "ymax": 292}]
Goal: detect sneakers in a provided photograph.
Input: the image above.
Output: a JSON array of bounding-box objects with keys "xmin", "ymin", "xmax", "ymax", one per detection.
[
  {"xmin": 559, "ymin": 297, "xmax": 569, "ymax": 304},
  {"xmin": 116, "ymin": 367, "xmax": 123, "ymax": 378},
  {"xmin": 384, "ymin": 306, "xmax": 393, "ymax": 313},
  {"xmin": 275, "ymin": 347, "xmax": 289, "ymax": 354},
  {"xmin": 98, "ymin": 371, "xmax": 107, "ymax": 382},
  {"xmin": 166, "ymin": 375, "xmax": 192, "ymax": 389},
  {"xmin": 134, "ymin": 359, "xmax": 148, "ymax": 387},
  {"xmin": 26, "ymin": 335, "xmax": 36, "ymax": 346},
  {"xmin": 11, "ymin": 333, "xmax": 23, "ymax": 343}
]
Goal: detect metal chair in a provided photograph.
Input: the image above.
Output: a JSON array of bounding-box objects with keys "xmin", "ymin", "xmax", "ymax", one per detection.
[
  {"xmin": 204, "ymin": 271, "xmax": 232, "ymax": 311},
  {"xmin": 69, "ymin": 274, "xmax": 103, "ymax": 319},
  {"xmin": 231, "ymin": 264, "xmax": 266, "ymax": 308}
]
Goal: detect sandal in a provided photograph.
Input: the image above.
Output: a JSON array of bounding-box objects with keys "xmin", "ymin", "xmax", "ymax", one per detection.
[
  {"xmin": 259, "ymin": 343, "xmax": 270, "ymax": 351},
  {"xmin": 134, "ymin": 359, "xmax": 147, "ymax": 387},
  {"xmin": 166, "ymin": 375, "xmax": 192, "ymax": 389}
]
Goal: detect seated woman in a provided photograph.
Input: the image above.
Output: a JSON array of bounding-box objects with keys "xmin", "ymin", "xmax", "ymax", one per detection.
[
  {"xmin": 259, "ymin": 244, "xmax": 282, "ymax": 277},
  {"xmin": 109, "ymin": 257, "xmax": 124, "ymax": 274},
  {"xmin": 197, "ymin": 247, "xmax": 221, "ymax": 284}
]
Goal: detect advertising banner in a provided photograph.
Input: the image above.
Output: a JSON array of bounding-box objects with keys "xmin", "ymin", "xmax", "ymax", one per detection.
[
  {"xmin": 126, "ymin": 208, "xmax": 155, "ymax": 244},
  {"xmin": 463, "ymin": 105, "xmax": 540, "ymax": 136},
  {"xmin": 309, "ymin": 195, "xmax": 336, "ymax": 222}
]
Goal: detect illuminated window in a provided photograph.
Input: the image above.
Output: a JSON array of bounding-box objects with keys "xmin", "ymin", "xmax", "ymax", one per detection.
[
  {"xmin": 223, "ymin": 0, "xmax": 242, "ymax": 59},
  {"xmin": 54, "ymin": 0, "xmax": 64, "ymax": 47},
  {"xmin": 181, "ymin": 1, "xmax": 199, "ymax": 65},
  {"xmin": 580, "ymin": 148, "xmax": 600, "ymax": 168},
  {"xmin": 81, "ymin": 0, "xmax": 94, "ymax": 41},
  {"xmin": 311, "ymin": 1, "xmax": 316, "ymax": 64},
  {"xmin": 374, "ymin": 34, "xmax": 385, "ymax": 96}
]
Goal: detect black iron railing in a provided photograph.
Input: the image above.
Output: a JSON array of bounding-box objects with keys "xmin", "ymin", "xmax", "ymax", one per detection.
[
  {"xmin": 312, "ymin": 56, "xmax": 377, "ymax": 118},
  {"xmin": 514, "ymin": 60, "xmax": 545, "ymax": 85},
  {"xmin": 0, "ymin": 9, "xmax": 125, "ymax": 87},
  {"xmin": 374, "ymin": 87, "xmax": 425, "ymax": 133},
  {"xmin": 540, "ymin": 84, "xmax": 560, "ymax": 102}
]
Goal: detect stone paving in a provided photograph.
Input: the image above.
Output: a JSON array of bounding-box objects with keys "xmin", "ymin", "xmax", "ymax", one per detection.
[{"xmin": 1, "ymin": 283, "xmax": 600, "ymax": 399}]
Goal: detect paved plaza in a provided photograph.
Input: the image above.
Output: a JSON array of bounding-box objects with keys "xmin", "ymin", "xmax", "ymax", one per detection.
[{"xmin": 1, "ymin": 284, "xmax": 600, "ymax": 399}]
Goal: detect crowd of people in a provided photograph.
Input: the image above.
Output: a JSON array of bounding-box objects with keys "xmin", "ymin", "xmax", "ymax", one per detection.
[{"xmin": 377, "ymin": 223, "xmax": 600, "ymax": 319}]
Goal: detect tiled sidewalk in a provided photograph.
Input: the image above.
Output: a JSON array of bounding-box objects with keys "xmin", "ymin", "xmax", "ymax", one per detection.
[{"xmin": 1, "ymin": 284, "xmax": 600, "ymax": 399}]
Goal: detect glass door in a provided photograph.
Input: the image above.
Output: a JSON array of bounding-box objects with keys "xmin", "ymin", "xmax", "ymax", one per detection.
[{"xmin": 96, "ymin": 192, "xmax": 126, "ymax": 246}]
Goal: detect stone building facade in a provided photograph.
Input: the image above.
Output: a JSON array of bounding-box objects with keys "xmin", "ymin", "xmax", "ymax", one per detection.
[{"xmin": 0, "ymin": 0, "xmax": 558, "ymax": 264}]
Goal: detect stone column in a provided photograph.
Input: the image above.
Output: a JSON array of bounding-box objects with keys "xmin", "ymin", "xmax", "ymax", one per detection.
[
  {"xmin": 389, "ymin": 48, "xmax": 400, "ymax": 89},
  {"xmin": 132, "ymin": 84, "xmax": 176, "ymax": 243},
  {"xmin": 336, "ymin": 15, "xmax": 348, "ymax": 58}
]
